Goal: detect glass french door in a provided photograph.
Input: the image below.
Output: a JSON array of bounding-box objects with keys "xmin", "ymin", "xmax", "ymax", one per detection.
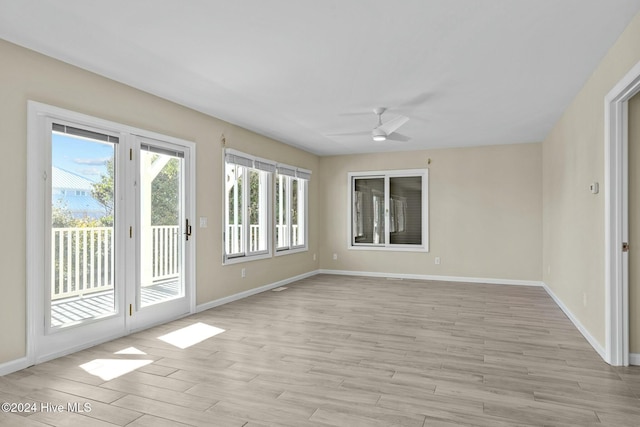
[
  {"xmin": 36, "ymin": 113, "xmax": 192, "ymax": 362},
  {"xmin": 49, "ymin": 124, "xmax": 119, "ymax": 328},
  {"xmin": 130, "ymin": 137, "xmax": 190, "ymax": 330}
]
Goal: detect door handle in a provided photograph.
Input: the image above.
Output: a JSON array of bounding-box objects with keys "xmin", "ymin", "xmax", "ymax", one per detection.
[{"xmin": 185, "ymin": 219, "xmax": 192, "ymax": 241}]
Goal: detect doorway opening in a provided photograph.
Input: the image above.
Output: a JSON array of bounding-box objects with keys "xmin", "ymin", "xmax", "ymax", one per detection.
[{"xmin": 604, "ymin": 59, "xmax": 640, "ymax": 366}]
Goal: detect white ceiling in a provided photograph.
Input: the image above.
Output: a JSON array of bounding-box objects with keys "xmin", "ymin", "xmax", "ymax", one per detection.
[{"xmin": 2, "ymin": 1, "xmax": 640, "ymax": 156}]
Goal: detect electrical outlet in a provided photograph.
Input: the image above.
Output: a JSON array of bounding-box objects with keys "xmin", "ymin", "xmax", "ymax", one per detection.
[
  {"xmin": 435, "ymin": 257, "xmax": 441, "ymax": 265},
  {"xmin": 333, "ymin": 253, "xmax": 338, "ymax": 260},
  {"xmin": 313, "ymin": 253, "xmax": 317, "ymax": 261},
  {"xmin": 241, "ymin": 268, "xmax": 246, "ymax": 278}
]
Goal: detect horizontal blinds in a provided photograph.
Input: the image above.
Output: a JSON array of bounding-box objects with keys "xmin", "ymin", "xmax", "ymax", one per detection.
[
  {"xmin": 141, "ymin": 143, "xmax": 184, "ymax": 158},
  {"xmin": 296, "ymin": 169, "xmax": 311, "ymax": 180},
  {"xmin": 276, "ymin": 165, "xmax": 296, "ymax": 177},
  {"xmin": 225, "ymin": 152, "xmax": 253, "ymax": 168},
  {"xmin": 225, "ymin": 149, "xmax": 310, "ymax": 180},
  {"xmin": 225, "ymin": 149, "xmax": 277, "ymax": 171},
  {"xmin": 254, "ymin": 160, "xmax": 276, "ymax": 172},
  {"xmin": 52, "ymin": 123, "xmax": 119, "ymax": 143}
]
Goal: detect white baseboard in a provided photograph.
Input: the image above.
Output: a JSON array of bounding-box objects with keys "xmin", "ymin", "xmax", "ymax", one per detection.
[
  {"xmin": 318, "ymin": 269, "xmax": 544, "ymax": 287},
  {"xmin": 541, "ymin": 283, "xmax": 607, "ymax": 362},
  {"xmin": 631, "ymin": 353, "xmax": 640, "ymax": 366},
  {"xmin": 196, "ymin": 270, "xmax": 320, "ymax": 313},
  {"xmin": 0, "ymin": 356, "xmax": 31, "ymax": 377}
]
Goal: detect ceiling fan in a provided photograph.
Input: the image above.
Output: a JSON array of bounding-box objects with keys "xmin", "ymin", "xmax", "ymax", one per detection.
[
  {"xmin": 329, "ymin": 107, "xmax": 411, "ymax": 142},
  {"xmin": 370, "ymin": 107, "xmax": 409, "ymax": 142}
]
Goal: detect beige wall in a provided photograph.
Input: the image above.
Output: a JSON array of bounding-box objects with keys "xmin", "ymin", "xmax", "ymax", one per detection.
[
  {"xmin": 542, "ymin": 12, "xmax": 640, "ymax": 348},
  {"xmin": 0, "ymin": 39, "xmax": 319, "ymax": 364},
  {"xmin": 630, "ymin": 94, "xmax": 640, "ymax": 354},
  {"xmin": 319, "ymin": 143, "xmax": 542, "ymax": 281}
]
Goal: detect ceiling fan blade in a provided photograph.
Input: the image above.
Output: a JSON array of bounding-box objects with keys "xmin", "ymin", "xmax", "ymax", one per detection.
[
  {"xmin": 386, "ymin": 132, "xmax": 411, "ymax": 142},
  {"xmin": 378, "ymin": 115, "xmax": 409, "ymax": 135}
]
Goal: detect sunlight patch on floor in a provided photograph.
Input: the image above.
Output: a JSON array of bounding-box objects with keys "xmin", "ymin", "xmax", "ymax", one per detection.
[
  {"xmin": 157, "ymin": 322, "xmax": 225, "ymax": 349},
  {"xmin": 79, "ymin": 358, "xmax": 153, "ymax": 381},
  {"xmin": 114, "ymin": 347, "xmax": 147, "ymax": 355}
]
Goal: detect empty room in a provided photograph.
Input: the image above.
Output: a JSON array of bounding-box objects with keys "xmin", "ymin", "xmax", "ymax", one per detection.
[{"xmin": 1, "ymin": 1, "xmax": 640, "ymax": 426}]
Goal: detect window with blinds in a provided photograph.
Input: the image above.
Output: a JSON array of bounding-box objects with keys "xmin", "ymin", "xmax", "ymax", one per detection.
[
  {"xmin": 349, "ymin": 169, "xmax": 428, "ymax": 251},
  {"xmin": 276, "ymin": 163, "xmax": 310, "ymax": 252},
  {"xmin": 224, "ymin": 149, "xmax": 274, "ymax": 261},
  {"xmin": 223, "ymin": 149, "xmax": 311, "ymax": 262},
  {"xmin": 275, "ymin": 165, "xmax": 311, "ymax": 253}
]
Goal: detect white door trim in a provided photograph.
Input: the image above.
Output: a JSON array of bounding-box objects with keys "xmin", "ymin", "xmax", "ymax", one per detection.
[{"xmin": 604, "ymin": 59, "xmax": 640, "ymax": 366}]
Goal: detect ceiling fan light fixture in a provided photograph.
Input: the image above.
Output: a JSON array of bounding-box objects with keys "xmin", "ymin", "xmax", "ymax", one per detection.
[{"xmin": 372, "ymin": 128, "xmax": 387, "ymax": 141}]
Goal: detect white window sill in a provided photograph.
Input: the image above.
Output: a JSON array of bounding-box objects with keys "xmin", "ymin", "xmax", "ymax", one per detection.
[
  {"xmin": 223, "ymin": 252, "xmax": 272, "ymax": 265},
  {"xmin": 274, "ymin": 246, "xmax": 308, "ymax": 257},
  {"xmin": 348, "ymin": 244, "xmax": 429, "ymax": 253}
]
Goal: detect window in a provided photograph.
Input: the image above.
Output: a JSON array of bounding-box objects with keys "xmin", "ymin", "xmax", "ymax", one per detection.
[
  {"xmin": 224, "ymin": 150, "xmax": 274, "ymax": 262},
  {"xmin": 349, "ymin": 169, "xmax": 428, "ymax": 251},
  {"xmin": 275, "ymin": 164, "xmax": 310, "ymax": 252}
]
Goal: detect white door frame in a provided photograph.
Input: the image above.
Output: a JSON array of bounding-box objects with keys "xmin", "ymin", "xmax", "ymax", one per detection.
[
  {"xmin": 27, "ymin": 101, "xmax": 196, "ymax": 365},
  {"xmin": 605, "ymin": 59, "xmax": 640, "ymax": 367}
]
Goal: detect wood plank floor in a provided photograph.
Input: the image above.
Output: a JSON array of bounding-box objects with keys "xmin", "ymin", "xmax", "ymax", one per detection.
[{"xmin": 2, "ymin": 274, "xmax": 639, "ymax": 426}]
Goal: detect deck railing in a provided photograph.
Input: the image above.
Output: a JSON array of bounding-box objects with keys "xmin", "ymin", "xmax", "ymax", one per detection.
[
  {"xmin": 51, "ymin": 225, "xmax": 180, "ymax": 300},
  {"xmin": 226, "ymin": 224, "xmax": 300, "ymax": 254},
  {"xmin": 151, "ymin": 225, "xmax": 180, "ymax": 282},
  {"xmin": 226, "ymin": 224, "xmax": 261, "ymax": 254}
]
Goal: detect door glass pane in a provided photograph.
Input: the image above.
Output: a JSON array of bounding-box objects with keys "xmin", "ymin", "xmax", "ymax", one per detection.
[
  {"xmin": 276, "ymin": 175, "xmax": 289, "ymax": 249},
  {"xmin": 50, "ymin": 127, "xmax": 116, "ymax": 328},
  {"xmin": 353, "ymin": 177, "xmax": 385, "ymax": 244},
  {"xmin": 389, "ymin": 177, "xmax": 422, "ymax": 245},
  {"xmin": 140, "ymin": 148, "xmax": 184, "ymax": 307}
]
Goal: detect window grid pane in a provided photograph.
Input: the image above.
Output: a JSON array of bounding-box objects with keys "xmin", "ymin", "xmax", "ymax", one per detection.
[
  {"xmin": 291, "ymin": 179, "xmax": 300, "ymax": 247},
  {"xmin": 276, "ymin": 175, "xmax": 290, "ymax": 249},
  {"xmin": 225, "ymin": 163, "xmax": 244, "ymax": 256},
  {"xmin": 292, "ymin": 179, "xmax": 306, "ymax": 247},
  {"xmin": 248, "ymin": 170, "xmax": 268, "ymax": 253},
  {"xmin": 353, "ymin": 177, "xmax": 385, "ymax": 245},
  {"xmin": 389, "ymin": 176, "xmax": 422, "ymax": 245}
]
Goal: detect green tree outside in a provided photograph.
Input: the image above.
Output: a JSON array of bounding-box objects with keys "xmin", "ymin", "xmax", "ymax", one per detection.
[{"xmin": 89, "ymin": 155, "xmax": 180, "ymax": 227}]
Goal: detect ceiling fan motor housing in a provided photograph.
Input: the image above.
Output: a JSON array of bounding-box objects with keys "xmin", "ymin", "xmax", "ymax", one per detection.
[{"xmin": 372, "ymin": 128, "xmax": 387, "ymax": 141}]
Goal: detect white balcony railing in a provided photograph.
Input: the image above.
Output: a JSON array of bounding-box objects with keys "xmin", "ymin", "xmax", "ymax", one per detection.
[
  {"xmin": 226, "ymin": 224, "xmax": 300, "ymax": 254},
  {"xmin": 151, "ymin": 225, "xmax": 180, "ymax": 282},
  {"xmin": 51, "ymin": 225, "xmax": 180, "ymax": 301},
  {"xmin": 226, "ymin": 224, "xmax": 262, "ymax": 255}
]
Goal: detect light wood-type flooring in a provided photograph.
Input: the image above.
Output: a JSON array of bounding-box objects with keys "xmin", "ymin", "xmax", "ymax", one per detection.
[{"xmin": 2, "ymin": 274, "xmax": 640, "ymax": 426}]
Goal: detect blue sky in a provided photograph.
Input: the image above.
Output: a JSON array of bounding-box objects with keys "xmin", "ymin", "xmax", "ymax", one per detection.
[{"xmin": 52, "ymin": 133, "xmax": 114, "ymax": 182}]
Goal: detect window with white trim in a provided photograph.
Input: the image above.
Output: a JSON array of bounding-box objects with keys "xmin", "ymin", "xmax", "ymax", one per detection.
[
  {"xmin": 275, "ymin": 164, "xmax": 310, "ymax": 252},
  {"xmin": 349, "ymin": 169, "xmax": 428, "ymax": 251},
  {"xmin": 224, "ymin": 149, "xmax": 274, "ymax": 261}
]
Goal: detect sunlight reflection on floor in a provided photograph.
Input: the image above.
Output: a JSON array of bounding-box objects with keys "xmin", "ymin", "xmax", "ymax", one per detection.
[
  {"xmin": 157, "ymin": 322, "xmax": 225, "ymax": 349},
  {"xmin": 79, "ymin": 358, "xmax": 153, "ymax": 381}
]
